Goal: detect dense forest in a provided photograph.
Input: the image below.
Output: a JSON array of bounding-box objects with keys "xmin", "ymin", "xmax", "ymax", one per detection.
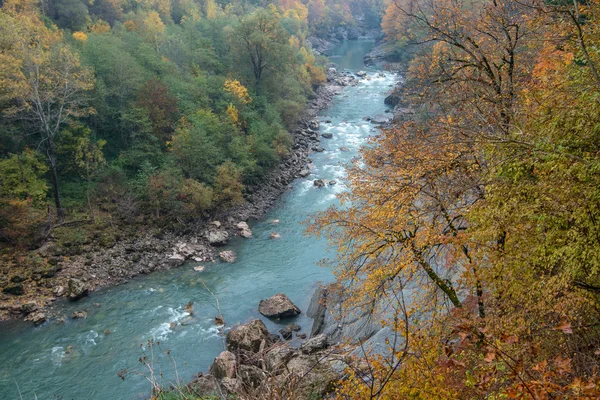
[
  {"xmin": 309, "ymin": 0, "xmax": 600, "ymax": 398},
  {"xmin": 0, "ymin": 0, "xmax": 382, "ymax": 249}
]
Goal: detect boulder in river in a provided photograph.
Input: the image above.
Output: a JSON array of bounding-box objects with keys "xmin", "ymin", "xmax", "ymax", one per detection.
[
  {"xmin": 339, "ymin": 147, "xmax": 350, "ymax": 152},
  {"xmin": 206, "ymin": 230, "xmax": 229, "ymax": 246},
  {"xmin": 312, "ymin": 146, "xmax": 325, "ymax": 153},
  {"xmin": 299, "ymin": 169, "xmax": 310, "ymax": 178},
  {"xmin": 258, "ymin": 293, "xmax": 301, "ymax": 319},
  {"xmin": 270, "ymin": 232, "xmax": 280, "ymax": 239},
  {"xmin": 226, "ymin": 319, "xmax": 270, "ymax": 353},
  {"xmin": 219, "ymin": 250, "xmax": 237, "ymax": 263},
  {"xmin": 314, "ymin": 179, "xmax": 325, "ymax": 188},
  {"xmin": 321, "ymin": 133, "xmax": 333, "ymax": 139},
  {"xmin": 67, "ymin": 278, "xmax": 89, "ymax": 300},
  {"xmin": 329, "ymin": 180, "xmax": 337, "ymax": 185},
  {"xmin": 356, "ymin": 70, "xmax": 368, "ymax": 78},
  {"xmin": 71, "ymin": 310, "xmax": 87, "ymax": 319}
]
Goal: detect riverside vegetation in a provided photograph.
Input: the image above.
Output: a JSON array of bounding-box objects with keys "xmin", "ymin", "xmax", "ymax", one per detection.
[
  {"xmin": 307, "ymin": 0, "xmax": 600, "ymax": 398},
  {"xmin": 0, "ymin": 0, "xmax": 384, "ymax": 316}
]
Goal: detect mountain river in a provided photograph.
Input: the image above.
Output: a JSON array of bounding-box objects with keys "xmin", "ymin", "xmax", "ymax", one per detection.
[{"xmin": 0, "ymin": 40, "xmax": 397, "ymax": 400}]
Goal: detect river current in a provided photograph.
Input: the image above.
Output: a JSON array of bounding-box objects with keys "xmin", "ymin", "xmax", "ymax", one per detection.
[{"xmin": 0, "ymin": 40, "xmax": 396, "ymax": 400}]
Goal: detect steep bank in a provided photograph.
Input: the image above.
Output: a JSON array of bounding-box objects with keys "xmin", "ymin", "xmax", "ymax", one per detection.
[{"xmin": 0, "ymin": 68, "xmax": 358, "ymax": 323}]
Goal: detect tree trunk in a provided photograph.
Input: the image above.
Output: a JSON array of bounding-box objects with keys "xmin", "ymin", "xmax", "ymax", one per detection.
[{"xmin": 46, "ymin": 138, "xmax": 64, "ymax": 223}]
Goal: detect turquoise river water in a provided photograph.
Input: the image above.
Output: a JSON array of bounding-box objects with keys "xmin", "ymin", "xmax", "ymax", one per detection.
[{"xmin": 0, "ymin": 40, "xmax": 396, "ymax": 400}]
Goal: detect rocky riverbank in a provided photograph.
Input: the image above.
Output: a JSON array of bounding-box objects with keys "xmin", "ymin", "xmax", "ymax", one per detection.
[
  {"xmin": 0, "ymin": 68, "xmax": 360, "ymax": 324},
  {"xmin": 160, "ymin": 285, "xmax": 395, "ymax": 399},
  {"xmin": 175, "ymin": 318, "xmax": 342, "ymax": 399}
]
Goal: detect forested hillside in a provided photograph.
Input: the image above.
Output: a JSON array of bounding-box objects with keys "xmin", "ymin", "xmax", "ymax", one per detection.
[
  {"xmin": 0, "ymin": 0, "xmax": 382, "ymax": 251},
  {"xmin": 310, "ymin": 0, "xmax": 600, "ymax": 398}
]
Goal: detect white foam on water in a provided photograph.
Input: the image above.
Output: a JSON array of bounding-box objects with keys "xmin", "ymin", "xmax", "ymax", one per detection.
[
  {"xmin": 147, "ymin": 306, "xmax": 189, "ymax": 341},
  {"xmin": 51, "ymin": 346, "xmax": 65, "ymax": 366}
]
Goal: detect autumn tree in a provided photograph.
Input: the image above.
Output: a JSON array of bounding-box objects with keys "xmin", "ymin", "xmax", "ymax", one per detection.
[
  {"xmin": 0, "ymin": 3, "xmax": 94, "ymax": 223},
  {"xmin": 229, "ymin": 8, "xmax": 293, "ymax": 90}
]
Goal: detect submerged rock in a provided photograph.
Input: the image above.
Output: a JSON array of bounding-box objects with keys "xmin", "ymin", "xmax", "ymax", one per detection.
[{"xmin": 258, "ymin": 293, "xmax": 301, "ymax": 319}]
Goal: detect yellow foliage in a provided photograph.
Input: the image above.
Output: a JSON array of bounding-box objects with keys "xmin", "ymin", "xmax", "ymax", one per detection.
[
  {"xmin": 223, "ymin": 79, "xmax": 252, "ymax": 104},
  {"xmin": 226, "ymin": 103, "xmax": 240, "ymax": 126},
  {"xmin": 72, "ymin": 31, "xmax": 88, "ymax": 42}
]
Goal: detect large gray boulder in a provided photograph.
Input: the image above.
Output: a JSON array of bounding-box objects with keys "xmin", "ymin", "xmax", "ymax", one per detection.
[
  {"xmin": 258, "ymin": 293, "xmax": 301, "ymax": 319},
  {"xmin": 226, "ymin": 319, "xmax": 270, "ymax": 353},
  {"xmin": 67, "ymin": 278, "xmax": 89, "ymax": 300},
  {"xmin": 206, "ymin": 230, "xmax": 229, "ymax": 246}
]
